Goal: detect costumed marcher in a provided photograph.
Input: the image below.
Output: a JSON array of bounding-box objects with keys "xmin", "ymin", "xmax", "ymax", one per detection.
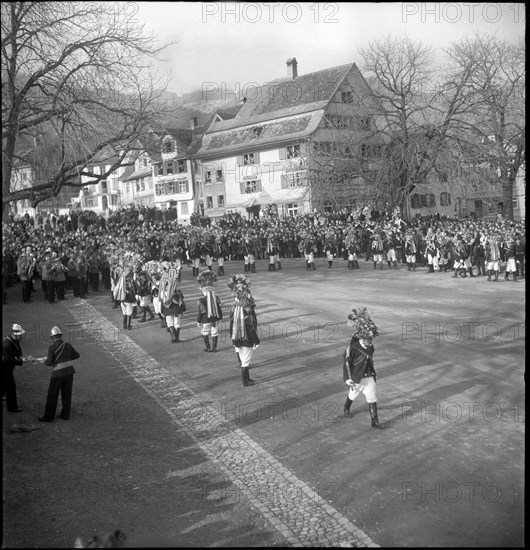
[
  {"xmin": 134, "ymin": 264, "xmax": 155, "ymax": 323},
  {"xmin": 243, "ymin": 235, "xmax": 257, "ymax": 273},
  {"xmin": 150, "ymin": 271, "xmax": 166, "ymax": 328},
  {"xmin": 2, "ymin": 324, "xmax": 28, "ymax": 412},
  {"xmin": 404, "ymin": 233, "xmax": 417, "ymax": 271},
  {"xmin": 114, "ymin": 266, "xmax": 137, "ymax": 329},
  {"xmin": 503, "ymin": 238, "xmax": 518, "ymax": 281},
  {"xmin": 485, "ymin": 234, "xmax": 501, "ymax": 282},
  {"xmin": 196, "ymin": 269, "xmax": 223, "ymax": 352},
  {"xmin": 228, "ymin": 274, "xmax": 260, "ymax": 387},
  {"xmin": 160, "ymin": 267, "xmax": 187, "ymax": 343},
  {"xmin": 16, "ymin": 252, "xmax": 32, "ymax": 303},
  {"xmin": 371, "ymin": 232, "xmax": 385, "ymax": 270},
  {"xmin": 342, "ymin": 307, "xmax": 383, "ymax": 429},
  {"xmin": 36, "ymin": 326, "xmax": 80, "ymax": 422}
]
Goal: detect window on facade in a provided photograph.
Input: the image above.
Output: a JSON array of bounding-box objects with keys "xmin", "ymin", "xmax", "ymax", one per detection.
[
  {"xmin": 424, "ymin": 193, "xmax": 436, "ymax": 207},
  {"xmin": 287, "ymin": 172, "xmax": 304, "ymax": 188},
  {"xmin": 359, "ymin": 117, "xmax": 372, "ymax": 131},
  {"xmin": 167, "ymin": 181, "xmax": 177, "ymax": 194},
  {"xmin": 85, "ymin": 198, "xmax": 94, "ymax": 208},
  {"xmin": 287, "ymin": 203, "xmax": 298, "ymax": 216},
  {"xmin": 125, "ymin": 183, "xmax": 130, "ymax": 195},
  {"xmin": 143, "ymin": 158, "xmax": 149, "ymax": 167},
  {"xmin": 148, "ymin": 178, "xmax": 153, "ymax": 190},
  {"xmin": 177, "ymin": 160, "xmax": 186, "ymax": 173},
  {"xmin": 205, "ymin": 171, "xmax": 212, "ymax": 183},
  {"xmin": 178, "ymin": 181, "xmax": 188, "ymax": 193},
  {"xmin": 111, "ymin": 195, "xmax": 118, "ymax": 205},
  {"xmin": 206, "ymin": 196, "xmax": 213, "ymax": 209},
  {"xmin": 166, "ymin": 161, "xmax": 173, "ymax": 175},
  {"xmin": 100, "ymin": 180, "xmax": 107, "ymax": 193},
  {"xmin": 164, "ymin": 140, "xmax": 174, "ymax": 153},
  {"xmin": 512, "ymin": 197, "xmax": 518, "ymax": 207},
  {"xmin": 341, "ymin": 91, "xmax": 353, "ymax": 103},
  {"xmin": 155, "ymin": 182, "xmax": 165, "ymax": 196},
  {"xmin": 218, "ymin": 195, "xmax": 224, "ymax": 207},
  {"xmin": 411, "ymin": 194, "xmax": 422, "ymax": 209},
  {"xmin": 157, "ymin": 164, "xmax": 164, "ymax": 176},
  {"xmin": 287, "ymin": 145, "xmax": 300, "ymax": 158},
  {"xmin": 245, "ymin": 180, "xmax": 258, "ymax": 193},
  {"xmin": 243, "ymin": 153, "xmax": 255, "ymax": 165},
  {"xmin": 440, "ymin": 192, "xmax": 451, "ymax": 206},
  {"xmin": 216, "ymin": 169, "xmax": 223, "ymax": 182}
]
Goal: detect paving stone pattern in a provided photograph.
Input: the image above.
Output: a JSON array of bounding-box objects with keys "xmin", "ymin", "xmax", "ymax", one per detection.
[{"xmin": 66, "ymin": 299, "xmax": 379, "ymax": 548}]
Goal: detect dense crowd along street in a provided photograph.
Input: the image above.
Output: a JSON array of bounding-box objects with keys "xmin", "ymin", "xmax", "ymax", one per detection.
[{"xmin": 2, "ymin": 204, "xmax": 526, "ymax": 309}]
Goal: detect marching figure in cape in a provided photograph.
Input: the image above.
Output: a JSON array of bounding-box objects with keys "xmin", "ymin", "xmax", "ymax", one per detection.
[
  {"xmin": 196, "ymin": 270, "xmax": 223, "ymax": 352},
  {"xmin": 228, "ymin": 274, "xmax": 260, "ymax": 387},
  {"xmin": 159, "ymin": 267, "xmax": 187, "ymax": 343},
  {"xmin": 343, "ymin": 307, "xmax": 384, "ymax": 429}
]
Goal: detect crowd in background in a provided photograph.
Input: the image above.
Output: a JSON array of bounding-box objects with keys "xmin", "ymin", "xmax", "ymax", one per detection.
[{"xmin": 2, "ymin": 204, "xmax": 526, "ymax": 305}]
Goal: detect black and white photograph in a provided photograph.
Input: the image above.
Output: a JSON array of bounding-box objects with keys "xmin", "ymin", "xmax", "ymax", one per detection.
[{"xmin": 2, "ymin": 2, "xmax": 525, "ymax": 547}]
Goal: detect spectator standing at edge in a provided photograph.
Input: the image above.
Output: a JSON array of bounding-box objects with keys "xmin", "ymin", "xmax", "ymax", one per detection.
[
  {"xmin": 2, "ymin": 324, "xmax": 28, "ymax": 413},
  {"xmin": 35, "ymin": 326, "xmax": 80, "ymax": 422}
]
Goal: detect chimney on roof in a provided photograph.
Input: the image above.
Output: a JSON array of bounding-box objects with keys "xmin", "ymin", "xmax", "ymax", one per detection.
[{"xmin": 286, "ymin": 57, "xmax": 298, "ymax": 79}]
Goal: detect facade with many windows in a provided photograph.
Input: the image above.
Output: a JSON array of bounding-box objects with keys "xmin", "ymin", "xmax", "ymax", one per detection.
[{"xmin": 195, "ymin": 59, "xmax": 383, "ymax": 219}]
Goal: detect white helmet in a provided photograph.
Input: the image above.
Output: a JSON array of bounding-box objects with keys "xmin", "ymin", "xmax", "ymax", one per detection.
[{"xmin": 50, "ymin": 326, "xmax": 62, "ymax": 337}]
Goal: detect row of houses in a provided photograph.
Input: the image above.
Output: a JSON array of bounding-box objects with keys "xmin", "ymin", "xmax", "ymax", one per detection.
[{"xmin": 12, "ymin": 58, "xmax": 526, "ymax": 222}]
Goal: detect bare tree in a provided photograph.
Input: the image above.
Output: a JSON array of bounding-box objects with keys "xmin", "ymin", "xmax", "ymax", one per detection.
[
  {"xmin": 443, "ymin": 34, "xmax": 525, "ymax": 220},
  {"xmin": 1, "ymin": 1, "xmax": 173, "ymax": 216},
  {"xmin": 358, "ymin": 35, "xmax": 478, "ymax": 216}
]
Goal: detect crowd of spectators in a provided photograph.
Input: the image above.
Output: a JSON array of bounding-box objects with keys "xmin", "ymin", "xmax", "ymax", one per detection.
[{"xmin": 2, "ymin": 204, "xmax": 525, "ymax": 305}]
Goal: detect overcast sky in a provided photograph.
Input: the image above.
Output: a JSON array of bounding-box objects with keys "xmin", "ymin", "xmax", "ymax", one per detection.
[{"xmin": 133, "ymin": 2, "xmax": 526, "ymax": 94}]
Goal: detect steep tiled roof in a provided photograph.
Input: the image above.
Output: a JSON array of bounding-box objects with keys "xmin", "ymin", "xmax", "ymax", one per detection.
[
  {"xmin": 122, "ymin": 166, "xmax": 152, "ymax": 182},
  {"xmin": 197, "ymin": 111, "xmax": 323, "ymax": 158},
  {"xmin": 209, "ymin": 63, "xmax": 354, "ymax": 132}
]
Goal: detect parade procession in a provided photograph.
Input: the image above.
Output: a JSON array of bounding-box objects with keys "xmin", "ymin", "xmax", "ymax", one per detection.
[{"xmin": 2, "ymin": 2, "xmax": 525, "ymax": 549}]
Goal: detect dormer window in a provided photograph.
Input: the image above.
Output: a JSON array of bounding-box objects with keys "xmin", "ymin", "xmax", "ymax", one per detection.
[
  {"xmin": 163, "ymin": 140, "xmax": 175, "ymax": 153},
  {"xmin": 253, "ymin": 127, "xmax": 262, "ymax": 138}
]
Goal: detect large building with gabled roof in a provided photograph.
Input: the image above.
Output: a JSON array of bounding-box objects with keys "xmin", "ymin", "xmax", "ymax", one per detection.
[{"xmin": 195, "ymin": 58, "xmax": 385, "ymax": 218}]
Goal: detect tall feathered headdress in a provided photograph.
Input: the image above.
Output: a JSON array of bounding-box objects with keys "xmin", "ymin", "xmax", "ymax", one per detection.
[
  {"xmin": 347, "ymin": 307, "xmax": 379, "ymax": 339},
  {"xmin": 227, "ymin": 274, "xmax": 255, "ymax": 307},
  {"xmin": 197, "ymin": 269, "xmax": 218, "ymax": 289}
]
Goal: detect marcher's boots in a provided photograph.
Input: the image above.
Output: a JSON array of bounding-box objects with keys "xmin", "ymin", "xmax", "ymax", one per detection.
[
  {"xmin": 453, "ymin": 268, "xmax": 458, "ymax": 278},
  {"xmin": 369, "ymin": 403, "xmax": 384, "ymax": 429},
  {"xmin": 373, "ymin": 262, "xmax": 377, "ymax": 270},
  {"xmin": 312, "ymin": 262, "xmax": 316, "ymax": 270},
  {"xmin": 268, "ymin": 264, "xmax": 272, "ymax": 272},
  {"xmin": 138, "ymin": 307, "xmax": 147, "ymax": 323},
  {"xmin": 211, "ymin": 336, "xmax": 218, "ymax": 352},
  {"xmin": 169, "ymin": 326, "xmax": 177, "ymax": 343},
  {"xmin": 407, "ymin": 262, "xmax": 411, "ymax": 271},
  {"xmin": 354, "ymin": 260, "xmax": 359, "ymax": 269},
  {"xmin": 494, "ymin": 271, "xmax": 499, "ymax": 282},
  {"xmin": 277, "ymin": 261, "xmax": 282, "ymax": 270},
  {"xmin": 159, "ymin": 314, "xmax": 167, "ymax": 328},
  {"xmin": 218, "ymin": 266, "xmax": 223, "ymax": 275},
  {"xmin": 145, "ymin": 305, "xmax": 154, "ymax": 320},
  {"xmin": 412, "ymin": 263, "xmax": 416, "ymax": 271},
  {"xmin": 487, "ymin": 270, "xmax": 492, "ymax": 281},
  {"xmin": 387, "ymin": 261, "xmax": 391, "ymax": 268},
  {"xmin": 271, "ymin": 264, "xmax": 276, "ymax": 271},
  {"xmin": 328, "ymin": 261, "xmax": 332, "ymax": 268},
  {"xmin": 203, "ymin": 336, "xmax": 211, "ymax": 352},
  {"xmin": 379, "ymin": 262, "xmax": 383, "ymax": 270},
  {"xmin": 513, "ymin": 274, "xmax": 518, "ymax": 282},
  {"xmin": 236, "ymin": 352, "xmax": 242, "ymax": 368},
  {"xmin": 460, "ymin": 268, "xmax": 467, "ymax": 278},
  {"xmin": 244, "ymin": 264, "xmax": 250, "ymax": 273},
  {"xmin": 305, "ymin": 261, "xmax": 310, "ymax": 270},
  {"xmin": 348, "ymin": 261, "xmax": 353, "ymax": 269},
  {"xmin": 393, "ymin": 261, "xmax": 397, "ymax": 269},
  {"xmin": 242, "ymin": 367, "xmax": 255, "ymax": 387},
  {"xmin": 127, "ymin": 315, "xmax": 132, "ymax": 330},
  {"xmin": 344, "ymin": 397, "xmax": 352, "ymax": 418},
  {"xmin": 468, "ymin": 267, "xmax": 476, "ymax": 278},
  {"xmin": 251, "ymin": 263, "xmax": 256, "ymax": 273},
  {"xmin": 123, "ymin": 315, "xmax": 127, "ymax": 329},
  {"xmin": 132, "ymin": 306, "xmax": 138, "ymax": 319},
  {"xmin": 178, "ymin": 270, "xmax": 182, "ymax": 282},
  {"xmin": 428, "ymin": 264, "xmax": 434, "ymax": 273},
  {"xmin": 113, "ymin": 300, "xmax": 119, "ymax": 309},
  {"xmin": 220, "ymin": 266, "xmax": 225, "ymax": 275}
]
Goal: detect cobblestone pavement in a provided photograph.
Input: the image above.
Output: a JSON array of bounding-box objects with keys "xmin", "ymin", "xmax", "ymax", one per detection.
[{"xmin": 65, "ymin": 298, "xmax": 379, "ymax": 548}]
